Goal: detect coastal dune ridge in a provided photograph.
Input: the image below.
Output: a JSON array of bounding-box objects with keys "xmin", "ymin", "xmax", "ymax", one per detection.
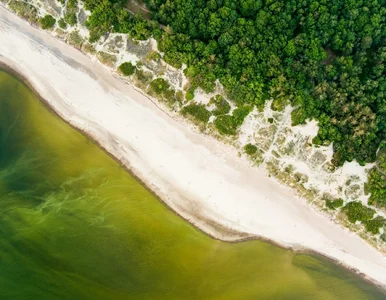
[{"xmin": 1, "ymin": 5, "xmax": 386, "ymax": 289}]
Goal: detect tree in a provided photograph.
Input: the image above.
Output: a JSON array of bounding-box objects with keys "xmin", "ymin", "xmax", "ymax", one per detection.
[
  {"xmin": 118, "ymin": 62, "xmax": 136, "ymax": 76},
  {"xmin": 244, "ymin": 143, "xmax": 257, "ymax": 155},
  {"xmin": 39, "ymin": 15, "xmax": 56, "ymax": 30}
]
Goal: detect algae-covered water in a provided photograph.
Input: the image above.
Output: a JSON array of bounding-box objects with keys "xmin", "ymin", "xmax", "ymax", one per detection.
[{"xmin": 0, "ymin": 69, "xmax": 384, "ymax": 299}]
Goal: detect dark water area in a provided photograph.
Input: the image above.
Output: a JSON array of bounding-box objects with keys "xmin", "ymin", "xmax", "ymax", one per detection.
[{"xmin": 0, "ymin": 69, "xmax": 384, "ymax": 299}]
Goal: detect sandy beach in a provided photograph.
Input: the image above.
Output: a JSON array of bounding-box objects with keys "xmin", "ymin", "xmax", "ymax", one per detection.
[{"xmin": 1, "ymin": 5, "xmax": 386, "ymax": 288}]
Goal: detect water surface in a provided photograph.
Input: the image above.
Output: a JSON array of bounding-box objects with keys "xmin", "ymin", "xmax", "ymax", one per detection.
[{"xmin": 0, "ymin": 69, "xmax": 384, "ymax": 299}]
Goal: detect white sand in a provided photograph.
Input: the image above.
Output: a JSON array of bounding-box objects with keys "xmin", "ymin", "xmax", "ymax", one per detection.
[{"xmin": 1, "ymin": 6, "xmax": 386, "ymax": 287}]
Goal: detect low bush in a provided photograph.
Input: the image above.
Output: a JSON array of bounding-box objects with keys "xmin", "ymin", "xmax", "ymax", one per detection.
[
  {"xmin": 9, "ymin": 0, "xmax": 38, "ymax": 23},
  {"xmin": 214, "ymin": 107, "xmax": 250, "ymax": 135},
  {"xmin": 291, "ymin": 107, "xmax": 307, "ymax": 126},
  {"xmin": 182, "ymin": 103, "xmax": 211, "ymax": 123},
  {"xmin": 135, "ymin": 69, "xmax": 153, "ymax": 86},
  {"xmin": 214, "ymin": 115, "xmax": 237, "ymax": 135},
  {"xmin": 233, "ymin": 107, "xmax": 250, "ymax": 125},
  {"xmin": 64, "ymin": 12, "xmax": 77, "ymax": 26},
  {"xmin": 148, "ymin": 78, "xmax": 180, "ymax": 106},
  {"xmin": 58, "ymin": 18, "xmax": 67, "ymax": 29},
  {"xmin": 97, "ymin": 52, "xmax": 117, "ymax": 67},
  {"xmin": 244, "ymin": 144, "xmax": 257, "ymax": 155},
  {"xmin": 82, "ymin": 43, "xmax": 96, "ymax": 55},
  {"xmin": 326, "ymin": 199, "xmax": 344, "ymax": 210},
  {"xmin": 39, "ymin": 15, "xmax": 56, "ymax": 30},
  {"xmin": 381, "ymin": 233, "xmax": 386, "ymax": 242},
  {"xmin": 64, "ymin": 0, "xmax": 78, "ymax": 26},
  {"xmin": 118, "ymin": 62, "xmax": 136, "ymax": 76},
  {"xmin": 210, "ymin": 95, "xmax": 231, "ymax": 116},
  {"xmin": 364, "ymin": 217, "xmax": 385, "ymax": 234},
  {"xmin": 147, "ymin": 51, "xmax": 161, "ymax": 61},
  {"xmin": 150, "ymin": 78, "xmax": 170, "ymax": 95},
  {"xmin": 342, "ymin": 201, "xmax": 375, "ymax": 223},
  {"xmin": 67, "ymin": 0, "xmax": 78, "ymax": 10},
  {"xmin": 366, "ymin": 148, "xmax": 386, "ymax": 207},
  {"xmin": 68, "ymin": 30, "xmax": 84, "ymax": 48},
  {"xmin": 185, "ymin": 88, "xmax": 195, "ymax": 101}
]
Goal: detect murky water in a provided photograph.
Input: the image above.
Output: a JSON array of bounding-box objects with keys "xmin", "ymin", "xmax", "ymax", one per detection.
[{"xmin": 0, "ymin": 69, "xmax": 384, "ymax": 299}]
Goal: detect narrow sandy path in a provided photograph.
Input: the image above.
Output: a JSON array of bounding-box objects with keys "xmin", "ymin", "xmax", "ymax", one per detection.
[{"xmin": 0, "ymin": 6, "xmax": 385, "ymax": 287}]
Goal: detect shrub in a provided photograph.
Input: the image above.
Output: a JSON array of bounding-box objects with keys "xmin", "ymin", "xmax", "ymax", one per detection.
[
  {"xmin": 67, "ymin": 0, "xmax": 78, "ymax": 10},
  {"xmin": 135, "ymin": 69, "xmax": 153, "ymax": 85},
  {"xmin": 185, "ymin": 88, "xmax": 195, "ymax": 101},
  {"xmin": 97, "ymin": 52, "xmax": 117, "ymax": 68},
  {"xmin": 214, "ymin": 107, "xmax": 250, "ymax": 135},
  {"xmin": 147, "ymin": 51, "xmax": 161, "ymax": 61},
  {"xmin": 343, "ymin": 202, "xmax": 375, "ymax": 223},
  {"xmin": 210, "ymin": 95, "xmax": 231, "ymax": 116},
  {"xmin": 150, "ymin": 78, "xmax": 170, "ymax": 94},
  {"xmin": 64, "ymin": 12, "xmax": 77, "ymax": 26},
  {"xmin": 291, "ymin": 107, "xmax": 307, "ymax": 126},
  {"xmin": 182, "ymin": 103, "xmax": 211, "ymax": 123},
  {"xmin": 118, "ymin": 62, "xmax": 136, "ymax": 76},
  {"xmin": 58, "ymin": 18, "xmax": 67, "ymax": 29},
  {"xmin": 326, "ymin": 199, "xmax": 344, "ymax": 210},
  {"xmin": 244, "ymin": 144, "xmax": 257, "ymax": 155},
  {"xmin": 82, "ymin": 42, "xmax": 96, "ymax": 55},
  {"xmin": 381, "ymin": 233, "xmax": 386, "ymax": 242},
  {"xmin": 364, "ymin": 217, "xmax": 386, "ymax": 234},
  {"xmin": 214, "ymin": 115, "xmax": 237, "ymax": 135},
  {"xmin": 366, "ymin": 148, "xmax": 386, "ymax": 207},
  {"xmin": 39, "ymin": 15, "xmax": 56, "ymax": 30},
  {"xmin": 8, "ymin": 0, "xmax": 38, "ymax": 23},
  {"xmin": 233, "ymin": 107, "xmax": 250, "ymax": 125},
  {"xmin": 68, "ymin": 30, "xmax": 84, "ymax": 48},
  {"xmin": 175, "ymin": 91, "xmax": 184, "ymax": 102}
]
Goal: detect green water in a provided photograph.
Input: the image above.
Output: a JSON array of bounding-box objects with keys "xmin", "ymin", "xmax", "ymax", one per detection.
[{"xmin": 0, "ymin": 69, "xmax": 384, "ymax": 299}]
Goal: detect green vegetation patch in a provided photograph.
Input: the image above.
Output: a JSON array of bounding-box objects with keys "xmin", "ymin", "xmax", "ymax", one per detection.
[
  {"xmin": 146, "ymin": 51, "xmax": 162, "ymax": 62},
  {"xmin": 39, "ymin": 15, "xmax": 56, "ymax": 30},
  {"xmin": 118, "ymin": 62, "xmax": 136, "ymax": 76},
  {"xmin": 210, "ymin": 95, "xmax": 231, "ymax": 116},
  {"xmin": 8, "ymin": 0, "xmax": 38, "ymax": 23},
  {"xmin": 58, "ymin": 18, "xmax": 67, "ymax": 30},
  {"xmin": 364, "ymin": 217, "xmax": 386, "ymax": 234},
  {"xmin": 366, "ymin": 147, "xmax": 386, "ymax": 207},
  {"xmin": 97, "ymin": 52, "xmax": 117, "ymax": 68},
  {"xmin": 149, "ymin": 78, "xmax": 170, "ymax": 94},
  {"xmin": 64, "ymin": 12, "xmax": 77, "ymax": 26},
  {"xmin": 134, "ymin": 69, "xmax": 153, "ymax": 86},
  {"xmin": 67, "ymin": 31, "xmax": 84, "ymax": 49},
  {"xmin": 326, "ymin": 199, "xmax": 344, "ymax": 210},
  {"xmin": 342, "ymin": 202, "xmax": 375, "ymax": 223},
  {"xmin": 64, "ymin": 0, "xmax": 78, "ymax": 26},
  {"xmin": 291, "ymin": 107, "xmax": 307, "ymax": 127},
  {"xmin": 214, "ymin": 115, "xmax": 237, "ymax": 135},
  {"xmin": 185, "ymin": 88, "xmax": 195, "ymax": 101},
  {"xmin": 214, "ymin": 107, "xmax": 250, "ymax": 135},
  {"xmin": 149, "ymin": 78, "xmax": 180, "ymax": 106},
  {"xmin": 82, "ymin": 42, "xmax": 96, "ymax": 55},
  {"xmin": 244, "ymin": 144, "xmax": 257, "ymax": 156},
  {"xmin": 182, "ymin": 103, "xmax": 211, "ymax": 123}
]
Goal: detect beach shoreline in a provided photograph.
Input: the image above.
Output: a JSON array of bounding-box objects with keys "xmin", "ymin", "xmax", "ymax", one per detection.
[{"xmin": 1, "ymin": 5, "xmax": 386, "ymax": 290}]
